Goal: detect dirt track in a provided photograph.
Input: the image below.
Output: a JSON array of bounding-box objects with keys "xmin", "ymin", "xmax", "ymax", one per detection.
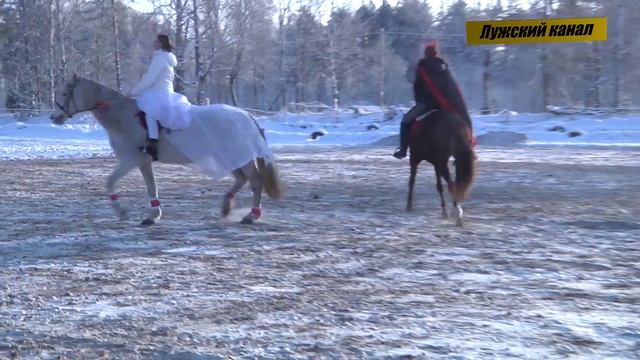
[{"xmin": 1, "ymin": 147, "xmax": 639, "ymax": 359}]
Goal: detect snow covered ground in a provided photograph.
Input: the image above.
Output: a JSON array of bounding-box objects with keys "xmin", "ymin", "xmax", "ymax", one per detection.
[
  {"xmin": 1, "ymin": 107, "xmax": 639, "ymax": 358},
  {"xmin": 1, "ymin": 105, "xmax": 640, "ymax": 160},
  {"xmin": 1, "ymin": 149, "xmax": 639, "ymax": 359}
]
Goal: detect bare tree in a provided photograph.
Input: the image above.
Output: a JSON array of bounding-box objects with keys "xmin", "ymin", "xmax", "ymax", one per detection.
[
  {"xmin": 2, "ymin": 0, "xmax": 636, "ymax": 114},
  {"xmin": 540, "ymin": 0, "xmax": 552, "ymax": 111},
  {"xmin": 111, "ymin": 0, "xmax": 122, "ymax": 90},
  {"xmin": 226, "ymin": 0, "xmax": 249, "ymax": 106},
  {"xmin": 48, "ymin": 0, "xmax": 56, "ymax": 107},
  {"xmin": 191, "ymin": 0, "xmax": 202, "ymax": 103},
  {"xmin": 267, "ymin": 0, "xmax": 292, "ymax": 110},
  {"xmin": 168, "ymin": 0, "xmax": 190, "ymax": 94},
  {"xmin": 481, "ymin": 49, "xmax": 492, "ymax": 114},
  {"xmin": 612, "ymin": 0, "xmax": 624, "ymax": 107}
]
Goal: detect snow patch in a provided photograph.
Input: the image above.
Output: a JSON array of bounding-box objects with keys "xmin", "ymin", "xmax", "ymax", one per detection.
[
  {"xmin": 476, "ymin": 131, "xmax": 528, "ymax": 147},
  {"xmin": 1, "ymin": 107, "xmax": 640, "ymax": 160}
]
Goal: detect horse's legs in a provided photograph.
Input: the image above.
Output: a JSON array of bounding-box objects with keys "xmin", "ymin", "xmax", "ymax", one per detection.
[
  {"xmin": 439, "ymin": 162, "xmax": 464, "ymax": 227},
  {"xmin": 105, "ymin": 160, "xmax": 138, "ymax": 220},
  {"xmin": 434, "ymin": 164, "xmax": 448, "ymax": 219},
  {"xmin": 240, "ymin": 161, "xmax": 264, "ymax": 224},
  {"xmin": 406, "ymin": 161, "xmax": 418, "ymax": 212},
  {"xmin": 138, "ymin": 160, "xmax": 162, "ymax": 226},
  {"xmin": 221, "ymin": 169, "xmax": 248, "ymax": 218},
  {"xmin": 451, "ymin": 199, "xmax": 464, "ymax": 227}
]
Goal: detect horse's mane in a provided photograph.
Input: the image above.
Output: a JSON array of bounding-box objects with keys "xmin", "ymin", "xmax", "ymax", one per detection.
[{"xmin": 79, "ymin": 76, "xmax": 128, "ymax": 102}]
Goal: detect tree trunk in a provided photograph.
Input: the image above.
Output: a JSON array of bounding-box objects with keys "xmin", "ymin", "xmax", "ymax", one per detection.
[
  {"xmin": 229, "ymin": 71, "xmax": 238, "ymax": 106},
  {"xmin": 277, "ymin": 4, "xmax": 287, "ymax": 109},
  {"xmin": 49, "ymin": 0, "xmax": 56, "ymax": 108},
  {"xmin": 612, "ymin": 0, "xmax": 624, "ymax": 108},
  {"xmin": 481, "ymin": 49, "xmax": 492, "ymax": 114},
  {"xmin": 18, "ymin": 0, "xmax": 34, "ymax": 112},
  {"xmin": 191, "ymin": 0, "xmax": 203, "ymax": 103},
  {"xmin": 54, "ymin": 0, "xmax": 66, "ymax": 86},
  {"xmin": 252, "ymin": 62, "xmax": 259, "ymax": 108},
  {"xmin": 585, "ymin": 42, "xmax": 601, "ymax": 107},
  {"xmin": 110, "ymin": 0, "xmax": 121, "ymax": 91},
  {"xmin": 173, "ymin": 0, "xmax": 186, "ymax": 94},
  {"xmin": 541, "ymin": 48, "xmax": 551, "ymax": 110},
  {"xmin": 227, "ymin": 0, "xmax": 245, "ymax": 105},
  {"xmin": 539, "ymin": 0, "xmax": 553, "ymax": 111}
]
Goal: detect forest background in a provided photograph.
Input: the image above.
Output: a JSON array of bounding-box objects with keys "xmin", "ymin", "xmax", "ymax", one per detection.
[{"xmin": 0, "ymin": 0, "xmax": 634, "ymax": 114}]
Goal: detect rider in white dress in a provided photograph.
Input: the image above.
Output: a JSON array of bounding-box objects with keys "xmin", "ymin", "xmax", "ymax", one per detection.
[{"xmin": 130, "ymin": 34, "xmax": 191, "ymax": 161}]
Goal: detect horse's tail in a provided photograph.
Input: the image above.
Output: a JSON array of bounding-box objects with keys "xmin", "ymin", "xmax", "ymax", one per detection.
[
  {"xmin": 257, "ymin": 157, "xmax": 287, "ymax": 200},
  {"xmin": 247, "ymin": 111, "xmax": 287, "ymax": 199},
  {"xmin": 450, "ymin": 129, "xmax": 476, "ymax": 202}
]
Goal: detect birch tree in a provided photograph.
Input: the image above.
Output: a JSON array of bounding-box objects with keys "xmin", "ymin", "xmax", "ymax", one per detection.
[{"xmin": 110, "ymin": 0, "xmax": 122, "ymax": 90}]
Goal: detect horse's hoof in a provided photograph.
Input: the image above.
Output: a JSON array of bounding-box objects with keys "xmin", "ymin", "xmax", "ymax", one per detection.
[
  {"xmin": 406, "ymin": 206, "xmax": 413, "ymax": 212},
  {"xmin": 141, "ymin": 219, "xmax": 156, "ymax": 226},
  {"xmin": 441, "ymin": 211, "xmax": 449, "ymax": 219},
  {"xmin": 240, "ymin": 216, "xmax": 255, "ymax": 224},
  {"xmin": 221, "ymin": 196, "xmax": 235, "ymax": 218},
  {"xmin": 455, "ymin": 218, "xmax": 463, "ymax": 227},
  {"xmin": 240, "ymin": 208, "xmax": 261, "ymax": 224}
]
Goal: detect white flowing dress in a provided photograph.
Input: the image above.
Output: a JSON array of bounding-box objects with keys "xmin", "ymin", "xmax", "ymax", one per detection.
[
  {"xmin": 130, "ymin": 51, "xmax": 275, "ymax": 181},
  {"xmin": 131, "ymin": 49, "xmax": 191, "ymax": 131}
]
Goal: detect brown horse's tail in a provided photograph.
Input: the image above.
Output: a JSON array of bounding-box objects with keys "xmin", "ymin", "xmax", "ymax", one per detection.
[{"xmin": 450, "ymin": 132, "xmax": 476, "ymax": 202}]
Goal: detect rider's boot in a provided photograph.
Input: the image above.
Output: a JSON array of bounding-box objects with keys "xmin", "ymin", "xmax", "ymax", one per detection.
[
  {"xmin": 393, "ymin": 121, "xmax": 411, "ymax": 159},
  {"xmin": 140, "ymin": 138, "xmax": 159, "ymax": 161}
]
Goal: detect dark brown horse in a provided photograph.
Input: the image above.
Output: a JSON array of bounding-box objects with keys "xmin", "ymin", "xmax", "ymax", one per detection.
[{"xmin": 405, "ymin": 110, "xmax": 476, "ymax": 227}]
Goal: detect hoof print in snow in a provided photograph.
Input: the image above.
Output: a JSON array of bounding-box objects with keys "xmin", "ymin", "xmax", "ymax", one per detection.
[
  {"xmin": 568, "ymin": 131, "xmax": 582, "ymax": 138},
  {"xmin": 549, "ymin": 125, "xmax": 566, "ymax": 132},
  {"xmin": 299, "ymin": 125, "xmax": 308, "ymax": 129},
  {"xmin": 367, "ymin": 123, "xmax": 380, "ymax": 131},
  {"xmin": 310, "ymin": 130, "xmax": 327, "ymax": 140},
  {"xmin": 312, "ymin": 194, "xmax": 320, "ymax": 200}
]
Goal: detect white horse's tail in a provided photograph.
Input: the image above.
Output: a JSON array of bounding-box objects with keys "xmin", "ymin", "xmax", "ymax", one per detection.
[
  {"xmin": 257, "ymin": 157, "xmax": 286, "ymax": 200},
  {"xmin": 247, "ymin": 112, "xmax": 286, "ymax": 199}
]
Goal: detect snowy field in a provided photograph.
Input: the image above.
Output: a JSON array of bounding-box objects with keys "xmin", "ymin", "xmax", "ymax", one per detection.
[
  {"xmin": 1, "ymin": 108, "xmax": 640, "ymax": 358},
  {"xmin": 1, "ymin": 106, "xmax": 640, "ymax": 160},
  {"xmin": 0, "ymin": 147, "xmax": 639, "ymax": 358}
]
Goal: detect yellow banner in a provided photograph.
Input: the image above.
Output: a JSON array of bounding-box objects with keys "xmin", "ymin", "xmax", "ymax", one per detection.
[{"xmin": 465, "ymin": 17, "xmax": 607, "ymax": 45}]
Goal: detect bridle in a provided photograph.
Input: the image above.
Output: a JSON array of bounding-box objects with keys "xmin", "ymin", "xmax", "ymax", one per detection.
[
  {"xmin": 55, "ymin": 82, "xmax": 79, "ymax": 118},
  {"xmin": 54, "ymin": 78, "xmax": 129, "ymax": 120}
]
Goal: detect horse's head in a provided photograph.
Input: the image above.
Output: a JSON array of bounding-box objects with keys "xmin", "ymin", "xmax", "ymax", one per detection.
[{"xmin": 50, "ymin": 73, "xmax": 90, "ymax": 125}]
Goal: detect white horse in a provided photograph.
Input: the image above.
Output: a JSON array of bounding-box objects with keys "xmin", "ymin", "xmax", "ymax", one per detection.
[{"xmin": 49, "ymin": 73, "xmax": 286, "ymax": 225}]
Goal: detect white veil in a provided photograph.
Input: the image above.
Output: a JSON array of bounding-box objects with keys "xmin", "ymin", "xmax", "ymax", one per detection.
[{"xmin": 164, "ymin": 104, "xmax": 273, "ymax": 180}]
